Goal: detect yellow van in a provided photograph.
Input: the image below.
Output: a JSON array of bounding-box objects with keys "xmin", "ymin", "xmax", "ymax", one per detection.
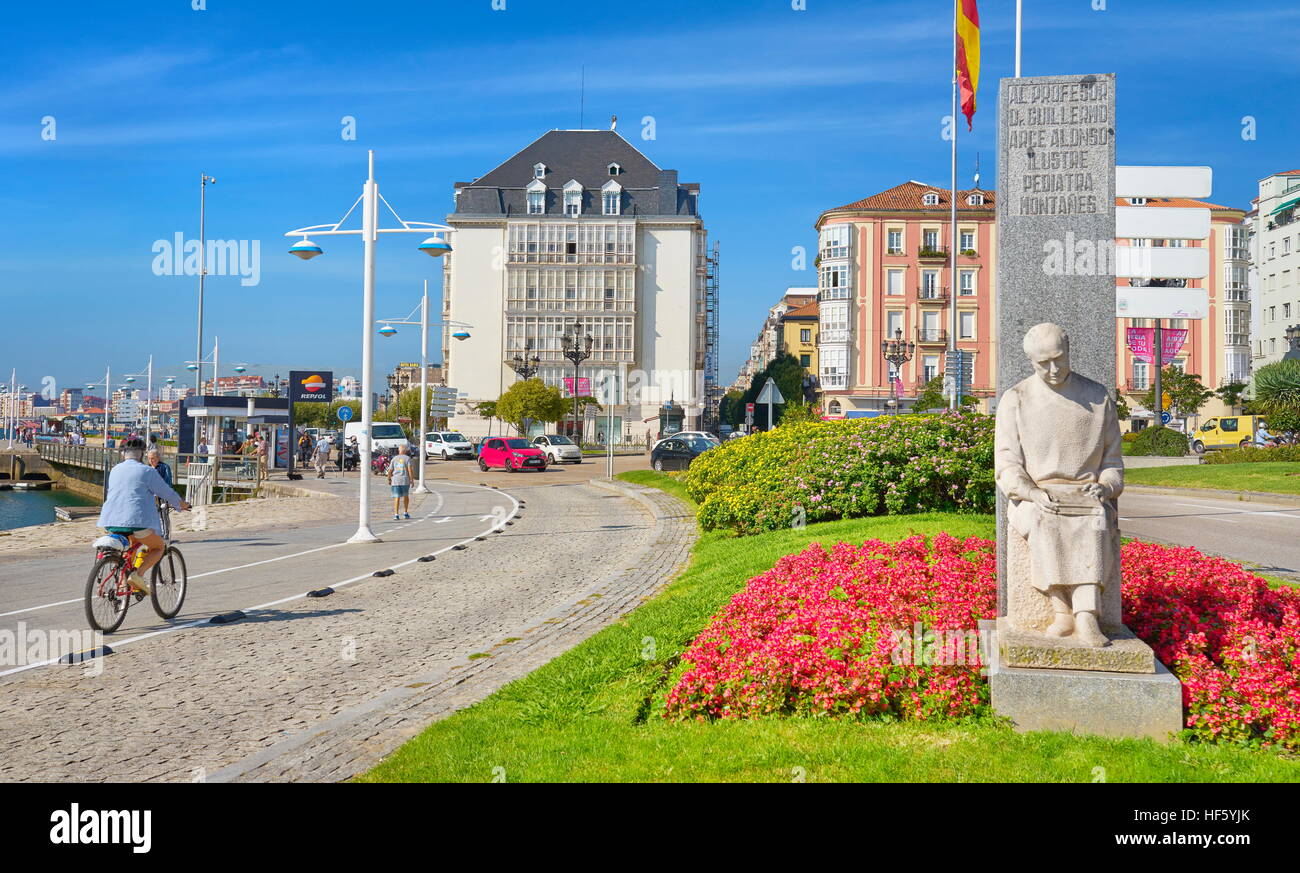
[{"xmin": 1191, "ymin": 415, "xmax": 1264, "ymax": 453}]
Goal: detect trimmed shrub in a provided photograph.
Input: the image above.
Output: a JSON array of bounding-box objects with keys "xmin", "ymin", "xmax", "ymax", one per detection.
[
  {"xmin": 1203, "ymin": 444, "xmax": 1300, "ymax": 465},
  {"xmin": 1128, "ymin": 426, "xmax": 1188, "ymax": 457},
  {"xmin": 684, "ymin": 413, "xmax": 995, "ymax": 535}
]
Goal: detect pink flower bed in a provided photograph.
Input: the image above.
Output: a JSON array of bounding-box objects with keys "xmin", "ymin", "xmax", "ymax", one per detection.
[
  {"xmin": 1122, "ymin": 541, "xmax": 1300, "ymax": 750},
  {"xmin": 665, "ymin": 537, "xmax": 1300, "ymax": 751},
  {"xmin": 664, "ymin": 534, "xmax": 998, "ymax": 721}
]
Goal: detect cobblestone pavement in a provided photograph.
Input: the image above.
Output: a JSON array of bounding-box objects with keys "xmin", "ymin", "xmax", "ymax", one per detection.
[{"xmin": 0, "ymin": 478, "xmax": 694, "ymax": 782}]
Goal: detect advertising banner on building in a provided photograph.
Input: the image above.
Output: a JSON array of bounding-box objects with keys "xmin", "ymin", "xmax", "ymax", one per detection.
[
  {"xmin": 563, "ymin": 376, "xmax": 591, "ymax": 398},
  {"xmin": 288, "ymin": 370, "xmax": 334, "ymax": 403},
  {"xmin": 1125, "ymin": 329, "xmax": 1188, "ymax": 364}
]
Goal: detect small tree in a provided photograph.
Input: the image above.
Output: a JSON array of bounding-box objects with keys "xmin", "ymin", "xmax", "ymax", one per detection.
[
  {"xmin": 913, "ymin": 376, "xmax": 976, "ymax": 412},
  {"xmin": 1141, "ymin": 367, "xmax": 1213, "ymax": 419},
  {"xmin": 779, "ymin": 400, "xmax": 820, "ymax": 425},
  {"xmin": 496, "ymin": 378, "xmax": 568, "ymax": 435},
  {"xmin": 1216, "ymin": 381, "xmax": 1248, "ymax": 414},
  {"xmin": 1114, "ymin": 389, "xmax": 1130, "ymax": 421}
]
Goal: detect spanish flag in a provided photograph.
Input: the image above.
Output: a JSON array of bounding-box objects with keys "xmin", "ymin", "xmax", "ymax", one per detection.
[{"xmin": 956, "ymin": 0, "xmax": 980, "ymax": 129}]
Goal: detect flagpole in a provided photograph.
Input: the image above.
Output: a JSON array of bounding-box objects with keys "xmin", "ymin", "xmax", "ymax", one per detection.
[
  {"xmin": 1015, "ymin": 0, "xmax": 1023, "ymax": 77},
  {"xmin": 949, "ymin": 0, "xmax": 959, "ymax": 410}
]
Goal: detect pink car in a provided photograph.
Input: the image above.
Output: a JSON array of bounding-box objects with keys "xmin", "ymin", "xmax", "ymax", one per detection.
[{"xmin": 478, "ymin": 437, "xmax": 548, "ymax": 473}]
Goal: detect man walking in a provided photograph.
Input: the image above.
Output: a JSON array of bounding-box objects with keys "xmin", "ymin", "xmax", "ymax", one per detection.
[
  {"xmin": 313, "ymin": 432, "xmax": 332, "ymax": 478},
  {"xmin": 387, "ymin": 443, "xmax": 414, "ymax": 520}
]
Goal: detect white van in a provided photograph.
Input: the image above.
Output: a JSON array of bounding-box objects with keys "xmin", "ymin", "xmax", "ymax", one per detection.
[{"xmin": 343, "ymin": 421, "xmax": 412, "ymax": 454}]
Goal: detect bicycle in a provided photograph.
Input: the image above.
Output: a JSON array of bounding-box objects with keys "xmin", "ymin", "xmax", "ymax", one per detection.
[{"xmin": 84, "ymin": 531, "xmax": 188, "ymax": 633}]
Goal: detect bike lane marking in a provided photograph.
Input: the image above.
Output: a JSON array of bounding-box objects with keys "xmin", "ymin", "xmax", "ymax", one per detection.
[
  {"xmin": 0, "ymin": 487, "xmax": 450, "ymax": 618},
  {"xmin": 0, "ymin": 484, "xmax": 517, "ymax": 677}
]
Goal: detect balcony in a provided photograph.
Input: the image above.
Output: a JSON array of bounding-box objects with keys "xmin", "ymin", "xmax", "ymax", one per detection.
[
  {"xmin": 918, "ymin": 245, "xmax": 950, "ymax": 262},
  {"xmin": 916, "ymin": 328, "xmax": 948, "ymax": 344},
  {"xmin": 917, "ymin": 286, "xmax": 950, "ymax": 303},
  {"xmin": 1122, "ymin": 381, "xmax": 1150, "ymax": 394},
  {"xmin": 1225, "ymin": 247, "xmax": 1250, "ymax": 262}
]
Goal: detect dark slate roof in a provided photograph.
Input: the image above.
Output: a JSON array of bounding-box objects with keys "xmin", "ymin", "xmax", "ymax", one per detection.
[{"xmin": 453, "ymin": 129, "xmax": 698, "ymax": 218}]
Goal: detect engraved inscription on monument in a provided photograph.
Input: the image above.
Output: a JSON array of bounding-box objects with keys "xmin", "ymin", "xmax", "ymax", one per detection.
[{"xmin": 1003, "ymin": 77, "xmax": 1112, "ymax": 218}]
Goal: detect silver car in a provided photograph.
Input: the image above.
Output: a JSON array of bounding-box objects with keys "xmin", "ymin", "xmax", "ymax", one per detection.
[
  {"xmin": 425, "ymin": 431, "xmax": 475, "ymax": 460},
  {"xmin": 533, "ymin": 434, "xmax": 583, "ymax": 464}
]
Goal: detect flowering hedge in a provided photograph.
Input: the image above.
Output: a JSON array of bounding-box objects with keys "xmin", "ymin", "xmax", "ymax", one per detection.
[
  {"xmin": 666, "ymin": 537, "xmax": 1300, "ymax": 751},
  {"xmin": 664, "ymin": 534, "xmax": 998, "ymax": 720},
  {"xmin": 1123, "ymin": 542, "xmax": 1300, "ymax": 749},
  {"xmin": 684, "ymin": 414, "xmax": 995, "ymax": 535}
]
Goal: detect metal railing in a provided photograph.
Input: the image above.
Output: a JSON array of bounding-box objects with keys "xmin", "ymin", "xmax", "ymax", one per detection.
[
  {"xmin": 37, "ymin": 443, "xmax": 116, "ymax": 470},
  {"xmin": 916, "ymin": 328, "xmax": 948, "ymax": 344},
  {"xmin": 175, "ymin": 453, "xmax": 260, "ymax": 498},
  {"xmin": 918, "ymin": 286, "xmax": 950, "ymax": 302}
]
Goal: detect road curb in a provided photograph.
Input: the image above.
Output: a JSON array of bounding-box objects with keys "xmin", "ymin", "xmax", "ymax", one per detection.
[
  {"xmin": 588, "ymin": 476, "xmax": 666, "ymax": 518},
  {"xmin": 1124, "ymin": 484, "xmax": 1300, "ymax": 506}
]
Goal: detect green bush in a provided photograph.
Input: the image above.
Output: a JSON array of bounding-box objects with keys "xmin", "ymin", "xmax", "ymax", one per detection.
[
  {"xmin": 683, "ymin": 412, "xmax": 995, "ymax": 535},
  {"xmin": 1122, "ymin": 431, "xmax": 1138, "ymax": 443},
  {"xmin": 1127, "ymin": 426, "xmax": 1188, "ymax": 457},
  {"xmin": 1203, "ymin": 444, "xmax": 1300, "ymax": 465}
]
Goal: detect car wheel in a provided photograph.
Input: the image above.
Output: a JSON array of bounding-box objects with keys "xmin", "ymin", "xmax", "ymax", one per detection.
[
  {"xmin": 442, "ymin": 450, "xmax": 450, "ymax": 461},
  {"xmin": 573, "ymin": 457, "xmax": 582, "ymax": 464},
  {"xmin": 653, "ymin": 459, "xmax": 663, "ymax": 472},
  {"xmin": 478, "ymin": 459, "xmax": 488, "ymax": 472},
  {"xmin": 1192, "ymin": 440, "xmax": 1205, "ymax": 454},
  {"xmin": 538, "ymin": 464, "xmax": 547, "ymax": 473}
]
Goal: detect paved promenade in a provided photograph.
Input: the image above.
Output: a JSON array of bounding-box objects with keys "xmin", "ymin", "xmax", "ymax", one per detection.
[{"xmin": 0, "ymin": 462, "xmax": 694, "ymax": 782}]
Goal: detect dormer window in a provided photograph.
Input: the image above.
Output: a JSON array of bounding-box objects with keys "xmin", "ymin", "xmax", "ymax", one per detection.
[
  {"xmin": 601, "ymin": 179, "xmax": 622, "ymax": 215},
  {"xmin": 563, "ymin": 180, "xmax": 583, "ymax": 217},
  {"xmin": 533, "ymin": 163, "xmax": 547, "ymax": 179},
  {"xmin": 526, "ymin": 178, "xmax": 546, "ymax": 215},
  {"xmin": 922, "ymin": 192, "xmax": 940, "ymax": 206},
  {"xmin": 967, "ymin": 192, "xmax": 984, "ymax": 206},
  {"xmin": 608, "ymin": 163, "xmax": 622, "ymax": 176}
]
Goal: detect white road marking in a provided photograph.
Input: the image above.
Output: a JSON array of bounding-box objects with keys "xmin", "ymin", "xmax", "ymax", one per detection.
[{"xmin": 0, "ymin": 485, "xmax": 515, "ymax": 678}]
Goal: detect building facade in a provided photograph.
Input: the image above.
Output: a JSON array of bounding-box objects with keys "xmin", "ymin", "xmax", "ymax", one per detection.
[
  {"xmin": 778, "ymin": 299, "xmax": 819, "ymax": 376},
  {"xmin": 733, "ymin": 288, "xmax": 816, "ymax": 392},
  {"xmin": 1114, "ymin": 197, "xmax": 1248, "ymax": 426},
  {"xmin": 1251, "ymin": 169, "xmax": 1300, "ymax": 367},
  {"xmin": 443, "ymin": 129, "xmax": 710, "ymax": 438},
  {"xmin": 813, "ymin": 181, "xmax": 997, "ymax": 415}
]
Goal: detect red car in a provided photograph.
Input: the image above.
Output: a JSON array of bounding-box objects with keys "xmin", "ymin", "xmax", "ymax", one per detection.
[{"xmin": 478, "ymin": 437, "xmax": 548, "ymax": 473}]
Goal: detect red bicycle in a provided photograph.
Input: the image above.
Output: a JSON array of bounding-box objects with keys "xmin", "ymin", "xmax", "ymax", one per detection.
[{"xmin": 84, "ymin": 531, "xmax": 188, "ymax": 633}]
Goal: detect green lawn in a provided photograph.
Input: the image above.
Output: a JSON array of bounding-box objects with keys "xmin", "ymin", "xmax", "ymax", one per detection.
[
  {"xmin": 360, "ymin": 502, "xmax": 1300, "ymax": 783},
  {"xmin": 1125, "ymin": 462, "xmax": 1300, "ymax": 495}
]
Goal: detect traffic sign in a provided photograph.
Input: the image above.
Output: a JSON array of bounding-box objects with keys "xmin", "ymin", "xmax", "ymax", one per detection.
[
  {"xmin": 336, "ymin": 405, "xmax": 354, "ymax": 423},
  {"xmin": 1116, "ymin": 166, "xmax": 1212, "ymax": 199},
  {"xmin": 745, "ymin": 403, "xmax": 755, "ymax": 414},
  {"xmin": 756, "ymin": 378, "xmax": 784, "ymax": 405},
  {"xmin": 1160, "ymin": 411, "xmax": 1172, "ymax": 425},
  {"xmin": 1115, "ymin": 287, "xmax": 1209, "ymax": 320}
]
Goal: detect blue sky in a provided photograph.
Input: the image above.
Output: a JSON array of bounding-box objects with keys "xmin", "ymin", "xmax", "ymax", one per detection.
[{"xmin": 2, "ymin": 0, "xmax": 1296, "ymax": 396}]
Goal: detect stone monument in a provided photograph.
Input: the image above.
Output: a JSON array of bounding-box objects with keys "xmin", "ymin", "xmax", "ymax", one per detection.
[{"xmin": 987, "ymin": 74, "xmax": 1181, "ymax": 740}]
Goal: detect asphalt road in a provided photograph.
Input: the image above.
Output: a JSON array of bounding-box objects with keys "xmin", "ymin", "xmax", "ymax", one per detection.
[
  {"xmin": 0, "ymin": 480, "xmax": 516, "ymax": 671},
  {"xmin": 1118, "ymin": 490, "xmax": 1300, "ymax": 579}
]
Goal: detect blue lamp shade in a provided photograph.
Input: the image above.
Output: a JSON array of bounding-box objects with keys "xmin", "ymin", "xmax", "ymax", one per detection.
[
  {"xmin": 378, "ymin": 324, "xmax": 398, "ymax": 338},
  {"xmin": 166, "ymin": 377, "xmax": 176, "ymax": 384},
  {"xmin": 234, "ymin": 366, "xmax": 247, "ymax": 374},
  {"xmin": 186, "ymin": 364, "xmax": 199, "ymax": 371},
  {"xmin": 418, "ymin": 236, "xmax": 452, "ymax": 257},
  {"xmin": 452, "ymin": 330, "xmax": 471, "ymax": 341},
  {"xmin": 289, "ymin": 239, "xmax": 323, "ymax": 260}
]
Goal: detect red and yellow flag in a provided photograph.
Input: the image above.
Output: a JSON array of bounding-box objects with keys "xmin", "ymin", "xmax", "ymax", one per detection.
[{"xmin": 956, "ymin": 0, "xmax": 980, "ymax": 129}]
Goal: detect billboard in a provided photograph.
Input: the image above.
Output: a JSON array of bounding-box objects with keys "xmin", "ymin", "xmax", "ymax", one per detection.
[
  {"xmin": 288, "ymin": 370, "xmax": 334, "ymax": 403},
  {"xmin": 563, "ymin": 376, "xmax": 592, "ymax": 398}
]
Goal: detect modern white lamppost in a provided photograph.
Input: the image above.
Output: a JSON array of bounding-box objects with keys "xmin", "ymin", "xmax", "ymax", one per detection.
[
  {"xmin": 123, "ymin": 355, "xmax": 154, "ymax": 439},
  {"xmin": 377, "ymin": 279, "xmax": 472, "ymax": 495},
  {"xmin": 285, "ymin": 149, "xmax": 453, "ymax": 544},
  {"xmin": 86, "ymin": 367, "xmax": 111, "ymax": 447},
  {"xmin": 196, "ymin": 174, "xmax": 216, "ymax": 395}
]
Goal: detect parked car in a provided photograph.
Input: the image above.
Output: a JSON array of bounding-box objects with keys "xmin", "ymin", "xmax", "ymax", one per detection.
[
  {"xmin": 1191, "ymin": 415, "xmax": 1266, "ymax": 454},
  {"xmin": 344, "ymin": 421, "xmax": 412, "ymax": 454},
  {"xmin": 652, "ymin": 430, "xmax": 721, "ymax": 451},
  {"xmin": 533, "ymin": 433, "xmax": 582, "ymax": 464},
  {"xmin": 425, "ymin": 430, "xmax": 474, "ymax": 460},
  {"xmin": 479, "ymin": 437, "xmax": 548, "ymax": 473},
  {"xmin": 650, "ymin": 435, "xmax": 715, "ymax": 471}
]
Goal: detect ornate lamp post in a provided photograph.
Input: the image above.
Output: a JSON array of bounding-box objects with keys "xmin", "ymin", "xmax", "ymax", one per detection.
[
  {"xmin": 560, "ymin": 322, "xmax": 593, "ymax": 441},
  {"xmin": 880, "ymin": 327, "xmax": 915, "ymax": 415},
  {"xmin": 508, "ymin": 339, "xmax": 542, "ymax": 381}
]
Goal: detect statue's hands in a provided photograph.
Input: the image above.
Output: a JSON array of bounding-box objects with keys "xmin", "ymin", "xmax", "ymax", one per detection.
[
  {"xmin": 1029, "ymin": 488, "xmax": 1059, "ymax": 514},
  {"xmin": 1081, "ymin": 482, "xmax": 1110, "ymax": 500}
]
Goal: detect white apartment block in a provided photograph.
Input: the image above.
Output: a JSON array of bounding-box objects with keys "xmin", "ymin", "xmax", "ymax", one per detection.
[
  {"xmin": 1251, "ymin": 169, "xmax": 1300, "ymax": 366},
  {"xmin": 443, "ymin": 129, "xmax": 711, "ymax": 439}
]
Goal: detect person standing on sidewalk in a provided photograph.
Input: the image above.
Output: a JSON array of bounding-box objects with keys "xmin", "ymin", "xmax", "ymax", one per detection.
[
  {"xmin": 313, "ymin": 433, "xmax": 332, "ymax": 479},
  {"xmin": 387, "ymin": 444, "xmax": 413, "ymax": 520}
]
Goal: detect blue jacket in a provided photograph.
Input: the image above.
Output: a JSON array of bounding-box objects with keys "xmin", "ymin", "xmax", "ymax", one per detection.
[{"xmin": 97, "ymin": 459, "xmax": 184, "ymax": 531}]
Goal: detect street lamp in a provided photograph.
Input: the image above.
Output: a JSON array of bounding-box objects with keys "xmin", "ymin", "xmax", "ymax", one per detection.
[
  {"xmin": 880, "ymin": 327, "xmax": 915, "ymax": 415},
  {"xmin": 196, "ymin": 174, "xmax": 216, "ymax": 395},
  {"xmin": 377, "ymin": 279, "xmax": 473, "ymax": 495},
  {"xmin": 86, "ymin": 366, "xmax": 112, "ymax": 446},
  {"xmin": 507, "ymin": 338, "xmax": 542, "ymax": 381},
  {"xmin": 560, "ymin": 322, "xmax": 593, "ymax": 442},
  {"xmin": 123, "ymin": 356, "xmax": 154, "ymax": 440},
  {"xmin": 285, "ymin": 150, "xmax": 453, "ymax": 544}
]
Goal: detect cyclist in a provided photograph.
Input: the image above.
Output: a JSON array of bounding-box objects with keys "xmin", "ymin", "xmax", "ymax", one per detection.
[{"xmin": 96, "ymin": 437, "xmax": 190, "ymax": 595}]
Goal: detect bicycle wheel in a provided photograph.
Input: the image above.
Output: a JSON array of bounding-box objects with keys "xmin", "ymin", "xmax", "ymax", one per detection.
[
  {"xmin": 84, "ymin": 555, "xmax": 130, "ymax": 633},
  {"xmin": 150, "ymin": 547, "xmax": 188, "ymax": 619}
]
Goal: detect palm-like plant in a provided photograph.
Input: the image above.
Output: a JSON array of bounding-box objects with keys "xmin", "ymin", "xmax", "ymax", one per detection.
[{"xmin": 1254, "ymin": 360, "xmax": 1300, "ymax": 414}]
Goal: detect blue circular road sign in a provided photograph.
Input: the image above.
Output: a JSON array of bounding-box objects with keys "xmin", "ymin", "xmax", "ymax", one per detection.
[
  {"xmin": 1160, "ymin": 411, "xmax": 1172, "ymax": 425},
  {"xmin": 337, "ymin": 405, "xmax": 354, "ymax": 423}
]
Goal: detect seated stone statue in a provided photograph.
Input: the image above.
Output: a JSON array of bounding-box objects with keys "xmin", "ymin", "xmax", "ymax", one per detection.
[{"xmin": 995, "ymin": 323, "xmax": 1123, "ymax": 648}]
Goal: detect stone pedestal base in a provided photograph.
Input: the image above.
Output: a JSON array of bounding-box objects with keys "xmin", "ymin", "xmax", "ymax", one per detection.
[
  {"xmin": 981, "ymin": 620, "xmax": 1183, "ymax": 742},
  {"xmin": 997, "ymin": 617, "xmax": 1156, "ymax": 674}
]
